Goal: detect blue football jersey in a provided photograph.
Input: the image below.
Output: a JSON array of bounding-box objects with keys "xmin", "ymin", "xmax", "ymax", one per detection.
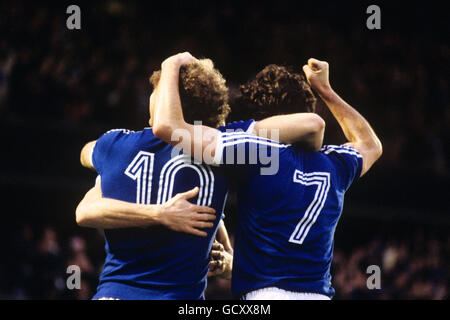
[
  {"xmin": 212, "ymin": 132, "xmax": 363, "ymax": 298},
  {"xmin": 91, "ymin": 121, "xmax": 253, "ymax": 300}
]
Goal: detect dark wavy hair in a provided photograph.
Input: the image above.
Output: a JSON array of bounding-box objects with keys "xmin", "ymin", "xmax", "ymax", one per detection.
[
  {"xmin": 149, "ymin": 59, "xmax": 230, "ymax": 128},
  {"xmin": 234, "ymin": 64, "xmax": 317, "ymax": 121}
]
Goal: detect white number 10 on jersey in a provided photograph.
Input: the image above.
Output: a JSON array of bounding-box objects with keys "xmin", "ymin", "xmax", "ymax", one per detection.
[{"xmin": 125, "ymin": 151, "xmax": 215, "ymax": 206}]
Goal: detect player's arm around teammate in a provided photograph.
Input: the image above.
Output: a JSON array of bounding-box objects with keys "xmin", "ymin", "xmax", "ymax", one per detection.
[
  {"xmin": 251, "ymin": 113, "xmax": 324, "ymax": 150},
  {"xmin": 78, "ymin": 145, "xmax": 235, "ymax": 278},
  {"xmin": 302, "ymin": 58, "xmax": 382, "ymax": 176},
  {"xmin": 76, "ymin": 167, "xmax": 216, "ymax": 237},
  {"xmin": 152, "ymin": 52, "xmax": 325, "ymax": 162}
]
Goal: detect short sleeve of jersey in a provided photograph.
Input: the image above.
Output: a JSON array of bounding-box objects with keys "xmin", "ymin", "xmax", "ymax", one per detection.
[
  {"xmin": 217, "ymin": 119, "xmax": 255, "ymax": 134},
  {"xmin": 92, "ymin": 129, "xmax": 129, "ymax": 175},
  {"xmin": 320, "ymin": 145, "xmax": 363, "ymax": 190}
]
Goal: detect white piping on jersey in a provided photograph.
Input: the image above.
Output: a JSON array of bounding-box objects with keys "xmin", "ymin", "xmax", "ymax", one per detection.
[
  {"xmin": 213, "ymin": 132, "xmax": 290, "ymax": 166},
  {"xmin": 220, "ymin": 132, "xmax": 287, "ymax": 146},
  {"xmin": 105, "ymin": 128, "xmax": 134, "ymax": 134},
  {"xmin": 321, "ymin": 145, "xmax": 362, "ymax": 158},
  {"xmin": 222, "ymin": 138, "xmax": 290, "ymax": 149},
  {"xmin": 219, "ymin": 132, "xmax": 290, "ymax": 148}
]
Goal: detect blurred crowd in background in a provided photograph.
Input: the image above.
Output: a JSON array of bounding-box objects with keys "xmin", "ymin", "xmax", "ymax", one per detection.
[
  {"xmin": 1, "ymin": 1, "xmax": 448, "ymax": 174},
  {"xmin": 1, "ymin": 223, "xmax": 448, "ymax": 299},
  {"xmin": 0, "ymin": 1, "xmax": 448, "ymax": 299}
]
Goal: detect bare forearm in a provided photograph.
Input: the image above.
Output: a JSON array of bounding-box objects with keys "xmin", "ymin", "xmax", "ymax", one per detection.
[
  {"xmin": 77, "ymin": 197, "xmax": 160, "ymax": 229},
  {"xmin": 254, "ymin": 113, "xmax": 325, "ymax": 150},
  {"xmin": 318, "ymin": 86, "xmax": 382, "ymax": 175},
  {"xmin": 153, "ymin": 63, "xmax": 186, "ymax": 143},
  {"xmin": 153, "ymin": 62, "xmax": 203, "ymax": 155},
  {"xmin": 153, "ymin": 57, "xmax": 219, "ymax": 163},
  {"xmin": 303, "ymin": 58, "xmax": 382, "ymax": 176},
  {"xmin": 318, "ymin": 87, "xmax": 379, "ymax": 146},
  {"xmin": 77, "ymin": 181, "xmax": 217, "ymax": 235}
]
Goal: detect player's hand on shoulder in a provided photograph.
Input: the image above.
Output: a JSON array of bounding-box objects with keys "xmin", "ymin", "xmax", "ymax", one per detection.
[
  {"xmin": 161, "ymin": 52, "xmax": 199, "ymax": 69},
  {"xmin": 158, "ymin": 187, "xmax": 216, "ymax": 237},
  {"xmin": 208, "ymin": 241, "xmax": 233, "ymax": 280},
  {"xmin": 302, "ymin": 58, "xmax": 331, "ymax": 95}
]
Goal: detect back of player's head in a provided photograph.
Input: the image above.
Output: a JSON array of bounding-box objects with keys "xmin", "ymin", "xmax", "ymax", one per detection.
[
  {"xmin": 149, "ymin": 59, "xmax": 230, "ymax": 128},
  {"xmin": 235, "ymin": 64, "xmax": 317, "ymax": 120}
]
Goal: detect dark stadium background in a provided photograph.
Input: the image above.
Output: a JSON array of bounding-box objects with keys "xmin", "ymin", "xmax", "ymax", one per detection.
[{"xmin": 0, "ymin": 0, "xmax": 448, "ymax": 299}]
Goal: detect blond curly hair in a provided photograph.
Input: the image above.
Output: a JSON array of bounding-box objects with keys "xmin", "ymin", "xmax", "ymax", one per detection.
[{"xmin": 149, "ymin": 59, "xmax": 230, "ymax": 128}]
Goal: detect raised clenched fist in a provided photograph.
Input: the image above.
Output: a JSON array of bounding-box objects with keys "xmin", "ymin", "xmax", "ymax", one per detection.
[{"xmin": 302, "ymin": 58, "xmax": 331, "ymax": 95}]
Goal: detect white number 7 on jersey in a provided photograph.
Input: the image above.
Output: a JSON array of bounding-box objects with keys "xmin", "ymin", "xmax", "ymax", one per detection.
[{"xmin": 289, "ymin": 170, "xmax": 331, "ymax": 245}]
